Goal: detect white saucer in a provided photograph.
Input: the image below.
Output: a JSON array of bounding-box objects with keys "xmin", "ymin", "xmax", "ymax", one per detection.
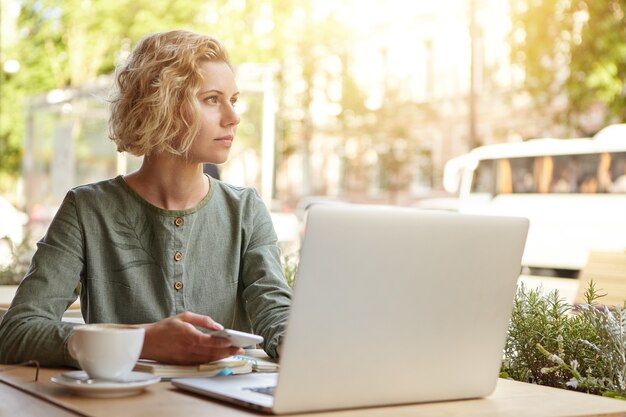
[{"xmin": 51, "ymin": 371, "xmax": 161, "ymax": 398}]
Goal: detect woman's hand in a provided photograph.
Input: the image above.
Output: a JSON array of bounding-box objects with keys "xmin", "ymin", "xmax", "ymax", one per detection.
[{"xmin": 139, "ymin": 312, "xmax": 244, "ymax": 365}]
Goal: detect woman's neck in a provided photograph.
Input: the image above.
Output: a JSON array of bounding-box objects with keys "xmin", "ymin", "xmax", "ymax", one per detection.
[{"xmin": 123, "ymin": 153, "xmax": 210, "ymax": 211}]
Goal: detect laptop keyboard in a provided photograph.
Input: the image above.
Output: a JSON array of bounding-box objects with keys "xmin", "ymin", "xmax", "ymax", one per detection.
[{"xmin": 245, "ymin": 386, "xmax": 275, "ymax": 396}]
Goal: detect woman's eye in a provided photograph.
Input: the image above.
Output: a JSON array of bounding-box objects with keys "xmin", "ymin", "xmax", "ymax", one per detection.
[
  {"xmin": 230, "ymin": 98, "xmax": 238, "ymax": 106},
  {"xmin": 205, "ymin": 96, "xmax": 218, "ymax": 104}
]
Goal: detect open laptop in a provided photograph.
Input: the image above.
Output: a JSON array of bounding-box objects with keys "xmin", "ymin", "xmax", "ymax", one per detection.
[{"xmin": 173, "ymin": 204, "xmax": 529, "ymax": 414}]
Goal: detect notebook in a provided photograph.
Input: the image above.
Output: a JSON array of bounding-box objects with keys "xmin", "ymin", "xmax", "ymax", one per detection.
[
  {"xmin": 134, "ymin": 357, "xmax": 252, "ymax": 379},
  {"xmin": 172, "ymin": 204, "xmax": 529, "ymax": 414}
]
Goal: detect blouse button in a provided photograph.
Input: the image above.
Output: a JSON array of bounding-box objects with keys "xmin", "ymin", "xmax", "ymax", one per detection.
[
  {"xmin": 174, "ymin": 251, "xmax": 183, "ymax": 262},
  {"xmin": 174, "ymin": 281, "xmax": 183, "ymax": 290},
  {"xmin": 175, "ymin": 217, "xmax": 184, "ymax": 227}
]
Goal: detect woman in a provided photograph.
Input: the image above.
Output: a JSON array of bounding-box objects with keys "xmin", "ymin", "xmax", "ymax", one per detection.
[{"xmin": 0, "ymin": 30, "xmax": 291, "ymax": 366}]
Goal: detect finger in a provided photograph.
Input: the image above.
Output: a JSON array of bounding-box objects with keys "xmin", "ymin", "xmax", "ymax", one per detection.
[
  {"xmin": 191, "ymin": 337, "xmax": 245, "ymax": 355},
  {"xmin": 185, "ymin": 332, "xmax": 237, "ymax": 351},
  {"xmin": 210, "ymin": 347, "xmax": 245, "ymax": 360},
  {"xmin": 199, "ymin": 333, "xmax": 250, "ymax": 351},
  {"xmin": 187, "ymin": 346, "xmax": 243, "ymax": 364},
  {"xmin": 204, "ymin": 335, "xmax": 235, "ymax": 348},
  {"xmin": 178, "ymin": 311, "xmax": 223, "ymax": 331}
]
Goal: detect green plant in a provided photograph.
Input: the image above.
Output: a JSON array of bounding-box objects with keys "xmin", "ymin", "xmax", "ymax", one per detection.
[
  {"xmin": 0, "ymin": 235, "xmax": 35, "ymax": 285},
  {"xmin": 501, "ymin": 281, "xmax": 626, "ymax": 399},
  {"xmin": 281, "ymin": 253, "xmax": 298, "ymax": 288}
]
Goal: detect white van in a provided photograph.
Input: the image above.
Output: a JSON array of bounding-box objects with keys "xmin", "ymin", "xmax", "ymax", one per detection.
[{"xmin": 443, "ymin": 124, "xmax": 626, "ymax": 277}]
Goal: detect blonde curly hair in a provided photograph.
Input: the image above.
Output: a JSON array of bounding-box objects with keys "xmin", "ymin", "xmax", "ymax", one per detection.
[{"xmin": 109, "ymin": 30, "xmax": 231, "ymax": 156}]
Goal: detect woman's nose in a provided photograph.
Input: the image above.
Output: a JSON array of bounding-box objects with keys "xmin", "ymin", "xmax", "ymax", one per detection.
[{"xmin": 222, "ymin": 104, "xmax": 240, "ymax": 127}]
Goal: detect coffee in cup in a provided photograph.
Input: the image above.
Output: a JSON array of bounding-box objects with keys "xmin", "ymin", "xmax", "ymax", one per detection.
[{"xmin": 68, "ymin": 324, "xmax": 145, "ymax": 380}]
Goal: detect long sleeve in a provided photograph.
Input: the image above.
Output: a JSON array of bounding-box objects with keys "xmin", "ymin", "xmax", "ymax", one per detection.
[
  {"xmin": 0, "ymin": 192, "xmax": 83, "ymax": 366},
  {"xmin": 239, "ymin": 191, "xmax": 292, "ymax": 359}
]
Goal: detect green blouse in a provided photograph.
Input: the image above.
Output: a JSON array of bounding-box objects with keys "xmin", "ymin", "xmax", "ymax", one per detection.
[{"xmin": 0, "ymin": 176, "xmax": 292, "ymax": 366}]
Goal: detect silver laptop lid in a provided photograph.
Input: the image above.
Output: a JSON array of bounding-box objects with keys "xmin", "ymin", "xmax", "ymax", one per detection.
[{"xmin": 273, "ymin": 204, "xmax": 528, "ymax": 414}]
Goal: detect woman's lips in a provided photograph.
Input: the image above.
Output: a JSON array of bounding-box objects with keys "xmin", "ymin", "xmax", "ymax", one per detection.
[{"xmin": 215, "ymin": 135, "xmax": 233, "ymax": 146}]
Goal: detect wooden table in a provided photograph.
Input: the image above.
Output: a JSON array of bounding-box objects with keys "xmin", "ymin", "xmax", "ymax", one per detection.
[{"xmin": 1, "ymin": 365, "xmax": 626, "ymax": 417}]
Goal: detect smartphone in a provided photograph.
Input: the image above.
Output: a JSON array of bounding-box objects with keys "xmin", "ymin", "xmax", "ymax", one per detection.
[{"xmin": 208, "ymin": 328, "xmax": 264, "ymax": 348}]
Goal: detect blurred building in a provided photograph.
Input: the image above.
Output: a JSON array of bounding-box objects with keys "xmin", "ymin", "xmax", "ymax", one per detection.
[{"xmin": 274, "ymin": 0, "xmax": 557, "ymax": 206}]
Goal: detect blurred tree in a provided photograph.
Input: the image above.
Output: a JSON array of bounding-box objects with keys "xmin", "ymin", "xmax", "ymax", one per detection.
[
  {"xmin": 0, "ymin": 0, "xmax": 307, "ymax": 189},
  {"xmin": 1, "ymin": 0, "xmax": 411, "ymax": 201},
  {"xmin": 566, "ymin": 1, "xmax": 626, "ymax": 126},
  {"xmin": 0, "ymin": 70, "xmax": 22, "ymax": 191},
  {"xmin": 0, "ymin": 0, "xmax": 210, "ymax": 192},
  {"xmin": 510, "ymin": 0, "xmax": 626, "ymax": 130}
]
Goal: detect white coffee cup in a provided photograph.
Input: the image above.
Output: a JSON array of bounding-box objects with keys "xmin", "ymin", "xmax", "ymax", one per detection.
[{"xmin": 68, "ymin": 324, "xmax": 145, "ymax": 380}]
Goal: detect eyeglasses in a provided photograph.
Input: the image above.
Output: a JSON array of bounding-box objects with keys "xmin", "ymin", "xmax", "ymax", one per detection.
[{"xmin": 0, "ymin": 360, "xmax": 40, "ymax": 382}]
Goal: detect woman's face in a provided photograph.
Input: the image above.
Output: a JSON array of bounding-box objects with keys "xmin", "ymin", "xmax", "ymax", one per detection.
[{"xmin": 187, "ymin": 60, "xmax": 240, "ymax": 165}]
